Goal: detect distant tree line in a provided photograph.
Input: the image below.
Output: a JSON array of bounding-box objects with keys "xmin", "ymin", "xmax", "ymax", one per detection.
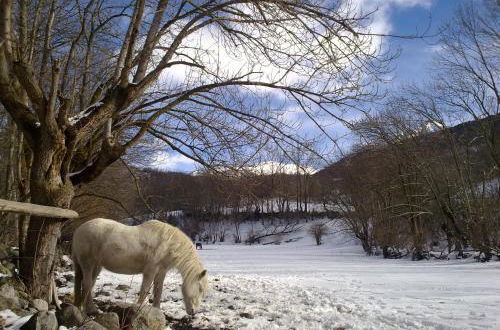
[{"xmin": 1, "ymin": 115, "xmax": 498, "ymax": 259}]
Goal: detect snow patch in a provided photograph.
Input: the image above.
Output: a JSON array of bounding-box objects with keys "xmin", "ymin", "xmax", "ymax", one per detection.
[{"xmin": 68, "ymin": 102, "xmax": 103, "ymax": 125}]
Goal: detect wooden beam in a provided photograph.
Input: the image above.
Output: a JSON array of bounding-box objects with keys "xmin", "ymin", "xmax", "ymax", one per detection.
[{"xmin": 0, "ymin": 199, "xmax": 79, "ymax": 219}]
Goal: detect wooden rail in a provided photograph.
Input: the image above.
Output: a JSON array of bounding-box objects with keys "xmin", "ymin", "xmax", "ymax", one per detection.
[{"xmin": 0, "ymin": 199, "xmax": 79, "ymax": 219}]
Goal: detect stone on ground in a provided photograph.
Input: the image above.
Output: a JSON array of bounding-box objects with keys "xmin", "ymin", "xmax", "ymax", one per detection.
[
  {"xmin": 19, "ymin": 311, "xmax": 58, "ymax": 330},
  {"xmin": 79, "ymin": 320, "xmax": 107, "ymax": 329},
  {"xmin": 102, "ymin": 302, "xmax": 166, "ymax": 330},
  {"xmin": 0, "ymin": 283, "xmax": 16, "ymax": 299},
  {"xmin": 56, "ymin": 303, "xmax": 84, "ymax": 327},
  {"xmin": 94, "ymin": 312, "xmax": 120, "ymax": 330}
]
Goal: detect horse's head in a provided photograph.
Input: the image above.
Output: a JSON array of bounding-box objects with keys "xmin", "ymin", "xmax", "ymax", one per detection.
[{"xmin": 182, "ymin": 269, "xmax": 208, "ymax": 315}]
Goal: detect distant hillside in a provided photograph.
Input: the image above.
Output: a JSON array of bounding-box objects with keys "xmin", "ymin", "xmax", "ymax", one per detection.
[{"xmin": 316, "ymin": 115, "xmax": 500, "ymax": 178}]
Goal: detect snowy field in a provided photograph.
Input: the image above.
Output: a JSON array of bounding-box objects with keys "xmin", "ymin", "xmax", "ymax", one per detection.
[{"xmin": 55, "ymin": 225, "xmax": 500, "ymax": 330}]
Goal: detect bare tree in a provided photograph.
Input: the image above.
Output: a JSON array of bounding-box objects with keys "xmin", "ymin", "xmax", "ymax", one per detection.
[
  {"xmin": 245, "ymin": 218, "xmax": 302, "ymax": 244},
  {"xmin": 308, "ymin": 222, "xmax": 328, "ymax": 245},
  {"xmin": 433, "ymin": 0, "xmax": 499, "ymax": 168},
  {"xmin": 0, "ymin": 0, "xmax": 390, "ymax": 298},
  {"xmin": 394, "ymin": 0, "xmax": 499, "ymax": 259}
]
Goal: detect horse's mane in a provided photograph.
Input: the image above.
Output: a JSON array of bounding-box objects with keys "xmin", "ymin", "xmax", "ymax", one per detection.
[{"xmin": 143, "ymin": 221, "xmax": 204, "ymax": 282}]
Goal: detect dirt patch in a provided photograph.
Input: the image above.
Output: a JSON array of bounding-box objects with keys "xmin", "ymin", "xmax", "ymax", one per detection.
[{"xmin": 163, "ymin": 313, "xmax": 232, "ymax": 330}]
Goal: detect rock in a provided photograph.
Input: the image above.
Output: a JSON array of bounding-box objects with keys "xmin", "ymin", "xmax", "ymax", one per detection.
[
  {"xmin": 0, "ymin": 279, "xmax": 29, "ymax": 313},
  {"xmin": 60, "ymin": 255, "xmax": 73, "ymax": 268},
  {"xmin": 239, "ymin": 312, "xmax": 254, "ymax": 319},
  {"xmin": 95, "ymin": 289, "xmax": 111, "ymax": 297},
  {"xmin": 0, "ymin": 277, "xmax": 27, "ymax": 294},
  {"xmin": 79, "ymin": 320, "xmax": 107, "ymax": 329},
  {"xmin": 94, "ymin": 312, "xmax": 120, "ymax": 330},
  {"xmin": 20, "ymin": 311, "xmax": 58, "ymax": 330},
  {"xmin": 115, "ymin": 284, "xmax": 130, "ymax": 291},
  {"xmin": 0, "ymin": 296, "xmax": 29, "ymax": 316},
  {"xmin": 102, "ymin": 302, "xmax": 166, "ymax": 330},
  {"xmin": 31, "ymin": 299, "xmax": 49, "ymax": 312},
  {"xmin": 55, "ymin": 277, "xmax": 67, "ymax": 287},
  {"xmin": 0, "ymin": 283, "xmax": 17, "ymax": 299},
  {"xmin": 58, "ymin": 293, "xmax": 74, "ymax": 304},
  {"xmin": 0, "ymin": 244, "xmax": 8, "ymax": 260},
  {"xmin": 0, "ymin": 262, "xmax": 12, "ymax": 276},
  {"xmin": 0, "ymin": 314, "xmax": 6, "ymax": 328},
  {"xmin": 0, "ymin": 297, "xmax": 22, "ymax": 311},
  {"xmin": 63, "ymin": 273, "xmax": 75, "ymax": 282},
  {"xmin": 0, "ymin": 283, "xmax": 28, "ymax": 311},
  {"xmin": 3, "ymin": 261, "xmax": 16, "ymax": 272},
  {"xmin": 9, "ymin": 249, "xmax": 19, "ymax": 259},
  {"xmin": 56, "ymin": 303, "xmax": 84, "ymax": 327}
]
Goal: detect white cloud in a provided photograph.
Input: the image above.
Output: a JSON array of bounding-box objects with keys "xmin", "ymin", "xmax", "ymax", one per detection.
[
  {"xmin": 157, "ymin": 21, "xmax": 315, "ymax": 89},
  {"xmin": 349, "ymin": 0, "xmax": 433, "ymax": 35},
  {"xmin": 151, "ymin": 151, "xmax": 198, "ymax": 172}
]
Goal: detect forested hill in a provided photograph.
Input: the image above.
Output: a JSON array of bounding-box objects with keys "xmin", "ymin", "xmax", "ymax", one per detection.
[
  {"xmin": 317, "ymin": 114, "xmax": 500, "ymax": 178},
  {"xmin": 314, "ymin": 114, "xmax": 499, "ymax": 260}
]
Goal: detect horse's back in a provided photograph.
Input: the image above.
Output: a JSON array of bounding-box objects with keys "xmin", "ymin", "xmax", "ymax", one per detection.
[
  {"xmin": 73, "ymin": 218, "xmax": 123, "ymax": 246},
  {"xmin": 72, "ymin": 219, "xmax": 131, "ymax": 256},
  {"xmin": 72, "ymin": 218, "xmax": 150, "ymax": 273},
  {"xmin": 72, "ymin": 218, "xmax": 195, "ymax": 274},
  {"xmin": 74, "ymin": 217, "xmax": 123, "ymax": 234},
  {"xmin": 138, "ymin": 219, "xmax": 171, "ymax": 231}
]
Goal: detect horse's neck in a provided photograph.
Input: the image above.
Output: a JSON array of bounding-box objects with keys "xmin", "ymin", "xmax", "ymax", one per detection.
[{"xmin": 177, "ymin": 254, "xmax": 201, "ymax": 282}]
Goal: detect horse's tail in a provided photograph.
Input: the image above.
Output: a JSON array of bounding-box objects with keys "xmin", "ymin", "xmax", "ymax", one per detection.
[{"xmin": 73, "ymin": 256, "xmax": 83, "ymax": 308}]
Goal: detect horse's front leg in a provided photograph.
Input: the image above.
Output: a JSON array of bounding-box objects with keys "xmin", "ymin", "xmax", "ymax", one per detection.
[
  {"xmin": 153, "ymin": 268, "xmax": 168, "ymax": 308},
  {"xmin": 137, "ymin": 265, "xmax": 157, "ymax": 306}
]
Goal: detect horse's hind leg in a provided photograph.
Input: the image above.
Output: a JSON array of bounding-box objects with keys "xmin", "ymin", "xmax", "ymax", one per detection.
[
  {"xmin": 153, "ymin": 268, "xmax": 168, "ymax": 308},
  {"xmin": 73, "ymin": 259, "xmax": 83, "ymax": 308},
  {"xmin": 82, "ymin": 264, "xmax": 101, "ymax": 314}
]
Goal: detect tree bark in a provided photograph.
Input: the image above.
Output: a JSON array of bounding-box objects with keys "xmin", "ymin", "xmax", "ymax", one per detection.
[
  {"xmin": 1, "ymin": 120, "xmax": 18, "ymax": 240},
  {"xmin": 3, "ymin": 122, "xmax": 16, "ymax": 200},
  {"xmin": 17, "ymin": 133, "xmax": 32, "ymax": 263},
  {"xmin": 19, "ymin": 146, "xmax": 75, "ymax": 300}
]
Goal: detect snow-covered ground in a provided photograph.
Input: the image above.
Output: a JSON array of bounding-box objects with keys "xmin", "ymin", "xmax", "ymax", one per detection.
[
  {"xmin": 4, "ymin": 221, "xmax": 499, "ymax": 329},
  {"xmin": 56, "ymin": 223, "xmax": 500, "ymax": 330}
]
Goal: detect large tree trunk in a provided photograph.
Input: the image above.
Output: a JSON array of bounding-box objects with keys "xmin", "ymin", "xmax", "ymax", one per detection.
[
  {"xmin": 17, "ymin": 131, "xmax": 32, "ymax": 264},
  {"xmin": 411, "ymin": 218, "xmax": 426, "ymax": 261},
  {"xmin": 19, "ymin": 146, "xmax": 74, "ymax": 300},
  {"xmin": 1, "ymin": 120, "xmax": 18, "ymax": 241}
]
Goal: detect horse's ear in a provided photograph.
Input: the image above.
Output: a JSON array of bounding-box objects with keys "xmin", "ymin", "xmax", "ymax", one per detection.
[{"xmin": 199, "ymin": 269, "xmax": 207, "ymax": 279}]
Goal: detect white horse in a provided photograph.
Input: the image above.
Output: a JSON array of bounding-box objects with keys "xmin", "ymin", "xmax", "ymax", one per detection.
[{"xmin": 71, "ymin": 218, "xmax": 208, "ymax": 315}]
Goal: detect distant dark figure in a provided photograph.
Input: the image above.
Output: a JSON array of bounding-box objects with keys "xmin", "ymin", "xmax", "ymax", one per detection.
[{"xmin": 196, "ymin": 242, "xmax": 203, "ymax": 250}]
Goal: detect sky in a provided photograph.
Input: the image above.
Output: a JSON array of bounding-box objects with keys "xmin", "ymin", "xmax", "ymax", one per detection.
[
  {"xmin": 389, "ymin": 0, "xmax": 465, "ymax": 84},
  {"xmin": 153, "ymin": 0, "xmax": 467, "ymax": 173}
]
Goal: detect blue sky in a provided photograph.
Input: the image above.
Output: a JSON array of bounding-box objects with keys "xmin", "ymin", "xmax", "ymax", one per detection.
[
  {"xmin": 389, "ymin": 0, "xmax": 464, "ymax": 85},
  {"xmin": 153, "ymin": 0, "xmax": 466, "ymax": 173}
]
